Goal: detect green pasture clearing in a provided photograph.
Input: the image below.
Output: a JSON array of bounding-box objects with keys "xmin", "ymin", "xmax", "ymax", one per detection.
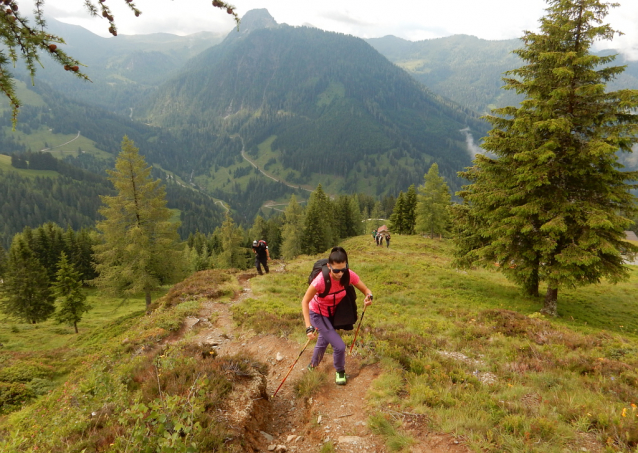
[
  {"xmin": 235, "ymin": 235, "xmax": 638, "ymax": 452},
  {"xmin": 193, "ymin": 159, "xmax": 258, "ymax": 193},
  {"xmin": 0, "ymin": 80, "xmax": 46, "ymax": 110},
  {"xmin": 250, "ymin": 135, "xmax": 343, "ymax": 194},
  {"xmin": 0, "ymin": 288, "xmax": 166, "ymax": 352},
  {"xmin": 5, "ymin": 126, "xmax": 111, "ymax": 159},
  {"xmin": 0, "ymin": 153, "xmax": 59, "ymax": 178}
]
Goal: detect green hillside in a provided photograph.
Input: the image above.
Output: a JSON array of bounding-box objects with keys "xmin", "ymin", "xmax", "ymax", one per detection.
[
  {"xmin": 367, "ymin": 34, "xmax": 638, "ymax": 115},
  {"xmin": 1, "ymin": 236, "xmax": 637, "ymax": 451},
  {"xmin": 140, "ymin": 10, "xmax": 487, "ymax": 197},
  {"xmin": 13, "ymin": 18, "xmax": 227, "ymax": 114}
]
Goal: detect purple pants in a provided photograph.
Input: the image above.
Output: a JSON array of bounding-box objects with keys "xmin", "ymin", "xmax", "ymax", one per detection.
[{"xmin": 309, "ymin": 310, "xmax": 346, "ymax": 372}]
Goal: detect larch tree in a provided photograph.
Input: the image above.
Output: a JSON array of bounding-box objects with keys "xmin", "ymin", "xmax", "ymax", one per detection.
[
  {"xmin": 281, "ymin": 194, "xmax": 305, "ymax": 259},
  {"xmin": 93, "ymin": 136, "xmax": 184, "ymax": 311},
  {"xmin": 456, "ymin": 0, "xmax": 638, "ymax": 316},
  {"xmin": 0, "ymin": 236, "xmax": 54, "ymax": 323},
  {"xmin": 53, "ymin": 252, "xmax": 91, "ymax": 334},
  {"xmin": 0, "ymin": 0, "xmax": 238, "ymax": 125},
  {"xmin": 215, "ymin": 212, "xmax": 247, "ymax": 269},
  {"xmin": 416, "ymin": 163, "xmax": 452, "ymax": 239}
]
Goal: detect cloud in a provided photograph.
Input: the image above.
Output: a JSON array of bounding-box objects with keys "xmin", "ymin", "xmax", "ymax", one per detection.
[
  {"xmin": 319, "ymin": 11, "xmax": 374, "ymax": 27},
  {"xmin": 460, "ymin": 127, "xmax": 482, "ymax": 160},
  {"xmin": 619, "ymin": 145, "xmax": 638, "ymax": 170}
]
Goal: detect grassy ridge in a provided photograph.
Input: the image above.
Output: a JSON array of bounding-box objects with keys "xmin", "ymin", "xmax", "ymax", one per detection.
[
  {"xmin": 234, "ymin": 235, "xmax": 638, "ymax": 452},
  {"xmin": 0, "ymin": 270, "xmax": 261, "ymax": 452}
]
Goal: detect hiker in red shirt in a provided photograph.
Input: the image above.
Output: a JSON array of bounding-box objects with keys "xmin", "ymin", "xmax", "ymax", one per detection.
[{"xmin": 301, "ymin": 247, "xmax": 373, "ymax": 385}]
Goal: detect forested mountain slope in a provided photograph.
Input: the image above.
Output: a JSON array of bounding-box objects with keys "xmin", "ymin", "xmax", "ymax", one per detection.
[
  {"xmin": 367, "ymin": 34, "xmax": 638, "ymax": 115},
  {"xmin": 15, "ymin": 18, "xmax": 226, "ymax": 114},
  {"xmin": 140, "ymin": 9, "xmax": 487, "ymax": 195},
  {"xmin": 0, "ymin": 153, "xmax": 226, "ymax": 248}
]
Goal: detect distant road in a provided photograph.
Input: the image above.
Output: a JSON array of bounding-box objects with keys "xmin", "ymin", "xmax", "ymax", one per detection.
[
  {"xmin": 235, "ymin": 135, "xmax": 313, "ymax": 193},
  {"xmin": 215, "ymin": 200, "xmax": 230, "ymax": 212},
  {"xmin": 41, "ymin": 131, "xmax": 81, "ymax": 152}
]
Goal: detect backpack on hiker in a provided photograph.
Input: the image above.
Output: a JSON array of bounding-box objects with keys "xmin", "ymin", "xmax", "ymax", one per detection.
[{"xmin": 307, "ymin": 259, "xmax": 358, "ymax": 330}]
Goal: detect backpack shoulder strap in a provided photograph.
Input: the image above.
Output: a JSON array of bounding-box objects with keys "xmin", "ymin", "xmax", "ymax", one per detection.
[{"xmin": 319, "ymin": 265, "xmax": 331, "ymax": 298}]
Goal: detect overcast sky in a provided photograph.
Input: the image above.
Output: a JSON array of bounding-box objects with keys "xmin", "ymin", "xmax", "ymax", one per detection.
[{"xmin": 24, "ymin": 0, "xmax": 638, "ymax": 59}]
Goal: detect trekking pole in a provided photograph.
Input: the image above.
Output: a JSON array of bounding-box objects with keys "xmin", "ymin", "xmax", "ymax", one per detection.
[
  {"xmin": 349, "ymin": 301, "xmax": 369, "ymax": 354},
  {"xmin": 272, "ymin": 336, "xmax": 312, "ymax": 398}
]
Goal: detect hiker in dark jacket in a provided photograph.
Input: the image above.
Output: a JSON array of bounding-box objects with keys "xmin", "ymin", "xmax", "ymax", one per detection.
[
  {"xmin": 385, "ymin": 233, "xmax": 390, "ymax": 248},
  {"xmin": 301, "ymin": 246, "xmax": 373, "ymax": 385},
  {"xmin": 252, "ymin": 240, "xmax": 270, "ymax": 275}
]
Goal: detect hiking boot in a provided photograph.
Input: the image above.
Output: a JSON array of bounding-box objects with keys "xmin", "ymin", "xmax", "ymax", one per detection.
[
  {"xmin": 306, "ymin": 364, "xmax": 316, "ymax": 372},
  {"xmin": 335, "ymin": 371, "xmax": 346, "ymax": 385}
]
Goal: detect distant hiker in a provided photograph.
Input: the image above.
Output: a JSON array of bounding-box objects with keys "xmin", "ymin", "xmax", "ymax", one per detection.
[
  {"xmin": 385, "ymin": 233, "xmax": 390, "ymax": 248},
  {"xmin": 372, "ymin": 229, "xmax": 377, "ymax": 243},
  {"xmin": 302, "ymin": 246, "xmax": 373, "ymax": 386},
  {"xmin": 252, "ymin": 239, "xmax": 270, "ymax": 275}
]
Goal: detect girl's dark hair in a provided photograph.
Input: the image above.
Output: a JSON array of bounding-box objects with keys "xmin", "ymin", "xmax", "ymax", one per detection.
[{"xmin": 328, "ymin": 246, "xmax": 348, "ymax": 264}]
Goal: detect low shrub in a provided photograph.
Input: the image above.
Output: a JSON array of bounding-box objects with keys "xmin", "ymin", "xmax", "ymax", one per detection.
[{"xmin": 0, "ymin": 382, "xmax": 35, "ymax": 414}]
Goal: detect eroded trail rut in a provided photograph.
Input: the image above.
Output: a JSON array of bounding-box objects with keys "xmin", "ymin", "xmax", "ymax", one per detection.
[{"xmin": 183, "ymin": 269, "xmax": 470, "ymax": 453}]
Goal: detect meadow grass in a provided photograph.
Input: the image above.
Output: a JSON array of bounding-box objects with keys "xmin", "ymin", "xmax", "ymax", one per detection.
[
  {"xmin": 232, "ymin": 235, "xmax": 638, "ymax": 452},
  {"xmin": 0, "ymin": 288, "xmax": 163, "ymax": 352},
  {"xmin": 0, "ymin": 270, "xmax": 260, "ymax": 452}
]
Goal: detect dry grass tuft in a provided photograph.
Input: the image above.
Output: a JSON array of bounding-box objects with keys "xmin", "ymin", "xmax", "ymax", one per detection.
[{"xmin": 154, "ymin": 269, "xmax": 235, "ymax": 309}]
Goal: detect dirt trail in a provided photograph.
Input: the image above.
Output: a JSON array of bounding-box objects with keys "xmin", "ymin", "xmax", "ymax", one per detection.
[{"xmin": 184, "ymin": 266, "xmax": 471, "ymax": 453}]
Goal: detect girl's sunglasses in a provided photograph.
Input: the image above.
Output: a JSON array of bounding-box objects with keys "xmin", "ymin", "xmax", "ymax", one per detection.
[{"xmin": 329, "ymin": 265, "xmax": 348, "ymax": 274}]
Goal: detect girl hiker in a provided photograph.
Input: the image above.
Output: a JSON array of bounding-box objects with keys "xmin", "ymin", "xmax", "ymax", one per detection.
[{"xmin": 301, "ymin": 246, "xmax": 373, "ymax": 385}]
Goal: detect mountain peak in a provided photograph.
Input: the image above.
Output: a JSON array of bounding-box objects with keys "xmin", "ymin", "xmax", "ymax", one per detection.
[{"xmin": 226, "ymin": 9, "xmax": 277, "ymax": 40}]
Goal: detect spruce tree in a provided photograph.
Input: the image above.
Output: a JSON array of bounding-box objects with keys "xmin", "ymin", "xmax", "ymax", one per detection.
[
  {"xmin": 266, "ymin": 217, "xmax": 282, "ymax": 258},
  {"xmin": 281, "ymin": 195, "xmax": 305, "ymax": 260},
  {"xmin": 302, "ymin": 185, "xmax": 334, "ymax": 255},
  {"xmin": 347, "ymin": 196, "xmax": 364, "ymax": 237},
  {"xmin": 403, "ymin": 185, "xmax": 418, "ymax": 235},
  {"xmin": 53, "ymin": 252, "xmax": 91, "ymax": 334},
  {"xmin": 0, "ymin": 237, "xmax": 54, "ymax": 323},
  {"xmin": 93, "ymin": 137, "xmax": 184, "ymax": 311},
  {"xmin": 389, "ymin": 192, "xmax": 406, "ymax": 234},
  {"xmin": 456, "ymin": 0, "xmax": 638, "ymax": 315},
  {"xmin": 250, "ymin": 215, "xmax": 269, "ymax": 243},
  {"xmin": 416, "ymin": 163, "xmax": 452, "ymax": 239}
]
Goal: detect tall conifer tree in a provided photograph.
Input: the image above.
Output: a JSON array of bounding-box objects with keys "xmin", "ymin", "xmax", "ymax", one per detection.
[
  {"xmin": 93, "ymin": 137, "xmax": 183, "ymax": 311},
  {"xmin": 456, "ymin": 0, "xmax": 638, "ymax": 315},
  {"xmin": 282, "ymin": 195, "xmax": 305, "ymax": 260},
  {"xmin": 416, "ymin": 163, "xmax": 452, "ymax": 238},
  {"xmin": 53, "ymin": 252, "xmax": 91, "ymax": 334},
  {"xmin": 0, "ymin": 237, "xmax": 54, "ymax": 323},
  {"xmin": 250, "ymin": 215, "xmax": 268, "ymax": 243},
  {"xmin": 389, "ymin": 192, "xmax": 406, "ymax": 234},
  {"xmin": 302, "ymin": 185, "xmax": 334, "ymax": 255},
  {"xmin": 403, "ymin": 185, "xmax": 418, "ymax": 235},
  {"xmin": 216, "ymin": 213, "xmax": 246, "ymax": 269}
]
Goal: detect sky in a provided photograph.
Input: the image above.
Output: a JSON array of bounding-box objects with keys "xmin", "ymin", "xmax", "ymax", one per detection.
[{"xmin": 22, "ymin": 0, "xmax": 638, "ymax": 59}]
